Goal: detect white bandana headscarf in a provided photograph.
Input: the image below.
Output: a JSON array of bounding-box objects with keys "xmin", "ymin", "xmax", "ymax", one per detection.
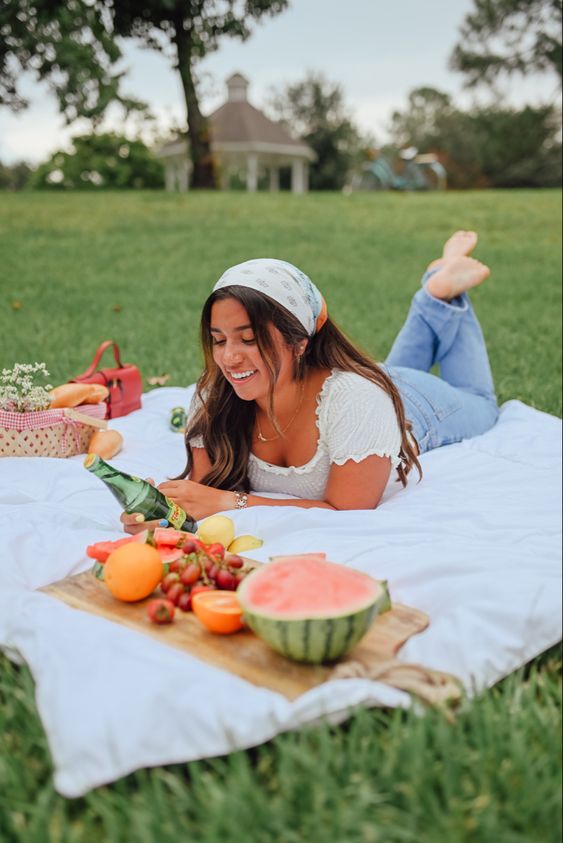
[{"xmin": 212, "ymin": 259, "xmax": 327, "ymax": 336}]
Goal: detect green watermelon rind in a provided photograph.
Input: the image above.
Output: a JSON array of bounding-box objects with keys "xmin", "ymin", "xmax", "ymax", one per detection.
[{"xmin": 238, "ymin": 571, "xmax": 391, "ymax": 665}]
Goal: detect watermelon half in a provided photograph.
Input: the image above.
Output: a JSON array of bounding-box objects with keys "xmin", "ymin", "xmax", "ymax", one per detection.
[{"xmin": 237, "ymin": 555, "xmax": 391, "ymax": 664}]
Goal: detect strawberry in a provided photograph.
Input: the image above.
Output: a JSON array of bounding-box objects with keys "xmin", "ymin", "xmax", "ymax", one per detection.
[{"xmin": 147, "ymin": 599, "xmax": 175, "ymax": 624}]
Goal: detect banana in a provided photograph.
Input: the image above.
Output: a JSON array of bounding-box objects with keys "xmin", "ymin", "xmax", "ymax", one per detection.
[{"xmin": 228, "ymin": 535, "xmax": 263, "ymax": 554}]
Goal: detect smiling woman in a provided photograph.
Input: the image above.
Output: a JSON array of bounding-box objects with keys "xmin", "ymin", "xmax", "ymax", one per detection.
[{"xmin": 121, "ymin": 234, "xmax": 500, "ymax": 528}]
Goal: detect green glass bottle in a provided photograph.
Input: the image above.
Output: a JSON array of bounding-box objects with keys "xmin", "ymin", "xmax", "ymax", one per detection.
[{"xmin": 84, "ymin": 454, "xmax": 197, "ymax": 532}]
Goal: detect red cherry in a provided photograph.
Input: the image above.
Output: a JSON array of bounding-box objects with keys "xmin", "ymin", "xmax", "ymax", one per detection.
[
  {"xmin": 180, "ymin": 562, "xmax": 201, "ymax": 586},
  {"xmin": 227, "ymin": 555, "xmax": 244, "ymax": 569},
  {"xmin": 161, "ymin": 572, "xmax": 181, "ymax": 594},
  {"xmin": 169, "ymin": 558, "xmax": 188, "ymax": 574},
  {"xmin": 177, "ymin": 591, "xmax": 193, "ymax": 612},
  {"xmin": 167, "ymin": 582, "xmax": 186, "ymax": 606},
  {"xmin": 216, "ymin": 569, "xmax": 237, "ymax": 590},
  {"xmin": 181, "ymin": 537, "xmax": 198, "ymax": 554}
]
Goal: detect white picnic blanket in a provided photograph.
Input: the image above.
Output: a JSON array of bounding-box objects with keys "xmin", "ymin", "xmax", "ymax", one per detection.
[{"xmin": 0, "ymin": 387, "xmax": 561, "ymax": 797}]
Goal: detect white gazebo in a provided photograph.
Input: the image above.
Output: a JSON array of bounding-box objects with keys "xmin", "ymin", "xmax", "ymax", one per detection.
[{"xmin": 157, "ymin": 73, "xmax": 315, "ymax": 193}]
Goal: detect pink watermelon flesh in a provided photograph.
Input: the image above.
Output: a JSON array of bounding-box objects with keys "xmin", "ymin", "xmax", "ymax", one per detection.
[
  {"xmin": 156, "ymin": 546, "xmax": 185, "ymax": 564},
  {"xmin": 243, "ymin": 556, "xmax": 380, "ymax": 619},
  {"xmin": 153, "ymin": 527, "xmax": 187, "ymax": 546}
]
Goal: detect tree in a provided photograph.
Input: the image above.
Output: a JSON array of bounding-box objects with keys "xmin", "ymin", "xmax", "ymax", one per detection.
[
  {"xmin": 390, "ymin": 87, "xmax": 455, "ymax": 150},
  {"xmin": 450, "ymin": 0, "xmax": 562, "ymax": 89},
  {"xmin": 29, "ymin": 133, "xmax": 165, "ymax": 189},
  {"xmin": 1, "ymin": 1, "xmax": 289, "ymax": 188},
  {"xmin": 267, "ymin": 73, "xmax": 364, "ymax": 190},
  {"xmin": 0, "ymin": 161, "xmax": 32, "ymax": 190},
  {"xmin": 389, "ymin": 87, "xmax": 562, "ymax": 189}
]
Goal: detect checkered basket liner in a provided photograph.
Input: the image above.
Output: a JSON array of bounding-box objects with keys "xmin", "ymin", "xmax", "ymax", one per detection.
[{"xmin": 0, "ymin": 404, "xmax": 107, "ymax": 458}]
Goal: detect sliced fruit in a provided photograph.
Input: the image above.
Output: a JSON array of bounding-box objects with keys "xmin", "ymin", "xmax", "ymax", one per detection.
[
  {"xmin": 153, "ymin": 527, "xmax": 189, "ymax": 547},
  {"xmin": 269, "ymin": 552, "xmax": 326, "ymax": 563},
  {"xmin": 228, "ymin": 535, "xmax": 263, "ymax": 554},
  {"xmin": 86, "ymin": 530, "xmax": 149, "ymax": 563},
  {"xmin": 197, "ymin": 515, "xmax": 235, "ymax": 549},
  {"xmin": 237, "ymin": 555, "xmax": 391, "ymax": 664},
  {"xmin": 191, "ymin": 584, "xmax": 217, "ymax": 599},
  {"xmin": 192, "ymin": 591, "xmax": 244, "ymax": 634},
  {"xmin": 91, "ymin": 561, "xmax": 105, "ymax": 581},
  {"xmin": 156, "ymin": 546, "xmax": 185, "ymax": 564}
]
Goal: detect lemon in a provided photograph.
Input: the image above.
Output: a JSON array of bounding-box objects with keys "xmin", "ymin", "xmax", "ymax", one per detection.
[
  {"xmin": 228, "ymin": 535, "xmax": 263, "ymax": 554},
  {"xmin": 197, "ymin": 515, "xmax": 236, "ymax": 548}
]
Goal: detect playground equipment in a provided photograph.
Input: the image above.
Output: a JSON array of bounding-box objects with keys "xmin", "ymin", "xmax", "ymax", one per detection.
[{"xmin": 354, "ymin": 148, "xmax": 447, "ymax": 191}]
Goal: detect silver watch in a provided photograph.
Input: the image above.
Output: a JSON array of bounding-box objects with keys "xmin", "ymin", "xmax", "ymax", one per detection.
[{"xmin": 234, "ymin": 491, "xmax": 248, "ymax": 509}]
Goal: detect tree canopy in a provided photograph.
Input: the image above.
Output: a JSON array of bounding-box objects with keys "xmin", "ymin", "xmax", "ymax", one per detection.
[
  {"xmin": 30, "ymin": 133, "xmax": 165, "ymax": 189},
  {"xmin": 268, "ymin": 73, "xmax": 364, "ymax": 190},
  {"xmin": 450, "ymin": 0, "xmax": 562, "ymax": 89},
  {"xmin": 1, "ymin": 0, "xmax": 289, "ymax": 187},
  {"xmin": 390, "ymin": 86, "xmax": 562, "ymax": 189}
]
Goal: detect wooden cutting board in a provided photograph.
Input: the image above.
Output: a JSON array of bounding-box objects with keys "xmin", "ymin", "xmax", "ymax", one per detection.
[{"xmin": 41, "ymin": 567, "xmax": 461, "ymax": 704}]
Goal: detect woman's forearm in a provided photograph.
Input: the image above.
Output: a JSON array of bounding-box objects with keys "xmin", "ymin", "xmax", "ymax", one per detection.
[{"xmin": 243, "ymin": 493, "xmax": 335, "ymax": 510}]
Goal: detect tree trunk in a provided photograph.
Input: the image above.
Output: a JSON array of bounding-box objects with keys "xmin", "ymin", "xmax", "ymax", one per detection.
[{"xmin": 173, "ymin": 16, "xmax": 215, "ymax": 189}]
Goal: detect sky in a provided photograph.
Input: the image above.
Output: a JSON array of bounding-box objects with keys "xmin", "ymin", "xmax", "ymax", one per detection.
[{"xmin": 0, "ymin": 0, "xmax": 557, "ymax": 166}]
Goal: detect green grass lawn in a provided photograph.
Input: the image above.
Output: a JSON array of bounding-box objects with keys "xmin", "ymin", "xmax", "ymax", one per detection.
[{"xmin": 0, "ymin": 189, "xmax": 561, "ymax": 842}]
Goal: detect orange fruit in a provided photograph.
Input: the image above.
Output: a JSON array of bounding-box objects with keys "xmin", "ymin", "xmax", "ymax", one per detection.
[
  {"xmin": 104, "ymin": 542, "xmax": 164, "ymax": 602},
  {"xmin": 192, "ymin": 591, "xmax": 244, "ymax": 634}
]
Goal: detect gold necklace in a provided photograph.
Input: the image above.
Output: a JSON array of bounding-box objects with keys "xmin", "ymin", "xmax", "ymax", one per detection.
[{"xmin": 256, "ymin": 381, "xmax": 306, "ymax": 443}]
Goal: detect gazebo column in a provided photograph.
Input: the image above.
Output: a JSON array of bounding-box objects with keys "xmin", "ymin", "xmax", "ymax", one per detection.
[
  {"xmin": 291, "ymin": 159, "xmax": 307, "ymax": 194},
  {"xmin": 246, "ymin": 153, "xmax": 258, "ymax": 192},
  {"xmin": 269, "ymin": 167, "xmax": 280, "ymax": 192},
  {"xmin": 165, "ymin": 164, "xmax": 176, "ymax": 192},
  {"xmin": 178, "ymin": 159, "xmax": 190, "ymax": 192}
]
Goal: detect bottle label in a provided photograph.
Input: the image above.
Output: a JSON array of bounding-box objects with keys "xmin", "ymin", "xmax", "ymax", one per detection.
[{"xmin": 165, "ymin": 497, "xmax": 188, "ymax": 529}]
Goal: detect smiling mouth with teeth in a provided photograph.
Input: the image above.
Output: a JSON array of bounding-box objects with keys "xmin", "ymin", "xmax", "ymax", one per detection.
[{"xmin": 230, "ymin": 370, "xmax": 256, "ymax": 380}]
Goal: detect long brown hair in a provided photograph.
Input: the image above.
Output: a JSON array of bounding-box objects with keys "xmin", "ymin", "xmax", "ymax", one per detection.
[{"xmin": 177, "ymin": 285, "xmax": 421, "ymax": 490}]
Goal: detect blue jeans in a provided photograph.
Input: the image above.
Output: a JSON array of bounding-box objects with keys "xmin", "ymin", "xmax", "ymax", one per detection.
[{"xmin": 383, "ymin": 271, "xmax": 499, "ymax": 454}]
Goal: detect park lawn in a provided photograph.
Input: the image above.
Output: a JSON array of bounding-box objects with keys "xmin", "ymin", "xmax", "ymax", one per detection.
[{"xmin": 0, "ymin": 189, "xmax": 561, "ymax": 842}]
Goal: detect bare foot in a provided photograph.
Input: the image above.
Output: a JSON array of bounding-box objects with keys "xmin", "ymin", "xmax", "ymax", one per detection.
[
  {"xmin": 426, "ymin": 256, "xmax": 490, "ymax": 301},
  {"xmin": 427, "ymin": 230, "xmax": 478, "ymax": 271},
  {"xmin": 443, "ymin": 230, "xmax": 478, "ymax": 260}
]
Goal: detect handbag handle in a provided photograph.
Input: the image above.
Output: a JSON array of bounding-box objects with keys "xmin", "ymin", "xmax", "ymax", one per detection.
[{"xmin": 75, "ymin": 340, "xmax": 125, "ymax": 380}]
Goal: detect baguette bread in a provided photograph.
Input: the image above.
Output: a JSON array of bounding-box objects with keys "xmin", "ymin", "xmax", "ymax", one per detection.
[
  {"xmin": 87, "ymin": 429, "xmax": 123, "ymax": 460},
  {"xmin": 49, "ymin": 383, "xmax": 109, "ymax": 409}
]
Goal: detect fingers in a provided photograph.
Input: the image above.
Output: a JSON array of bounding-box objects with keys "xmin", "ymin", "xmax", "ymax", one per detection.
[
  {"xmin": 120, "ymin": 511, "xmax": 162, "ymax": 534},
  {"xmin": 158, "ymin": 480, "xmax": 188, "ymax": 495}
]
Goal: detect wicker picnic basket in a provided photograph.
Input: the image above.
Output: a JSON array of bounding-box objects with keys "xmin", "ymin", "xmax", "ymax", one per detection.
[{"xmin": 0, "ymin": 405, "xmax": 107, "ymax": 458}]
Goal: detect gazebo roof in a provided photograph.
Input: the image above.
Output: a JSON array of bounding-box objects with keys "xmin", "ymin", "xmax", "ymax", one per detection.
[
  {"xmin": 210, "ymin": 99, "xmax": 304, "ymax": 148},
  {"xmin": 157, "ymin": 73, "xmax": 314, "ymax": 160}
]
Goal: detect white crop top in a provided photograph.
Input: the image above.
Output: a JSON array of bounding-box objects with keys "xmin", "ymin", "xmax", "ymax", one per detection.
[{"xmin": 187, "ymin": 370, "xmax": 403, "ymax": 501}]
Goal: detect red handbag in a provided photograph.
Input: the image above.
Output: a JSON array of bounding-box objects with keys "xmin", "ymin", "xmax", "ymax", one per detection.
[{"xmin": 71, "ymin": 341, "xmax": 143, "ymax": 419}]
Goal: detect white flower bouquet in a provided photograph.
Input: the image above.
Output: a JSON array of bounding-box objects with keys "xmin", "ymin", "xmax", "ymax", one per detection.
[{"xmin": 0, "ymin": 363, "xmax": 107, "ymax": 458}]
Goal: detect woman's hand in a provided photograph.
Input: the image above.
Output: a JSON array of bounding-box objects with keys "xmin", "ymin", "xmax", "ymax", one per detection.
[
  {"xmin": 120, "ymin": 477, "xmax": 162, "ymax": 534},
  {"xmin": 121, "ymin": 512, "xmax": 163, "ymax": 534},
  {"xmin": 120, "ymin": 478, "xmax": 233, "ymax": 533},
  {"xmin": 157, "ymin": 479, "xmax": 234, "ymax": 522}
]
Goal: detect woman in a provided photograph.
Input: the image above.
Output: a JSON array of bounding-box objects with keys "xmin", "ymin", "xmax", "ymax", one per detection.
[{"xmin": 122, "ymin": 230, "xmax": 499, "ymax": 528}]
